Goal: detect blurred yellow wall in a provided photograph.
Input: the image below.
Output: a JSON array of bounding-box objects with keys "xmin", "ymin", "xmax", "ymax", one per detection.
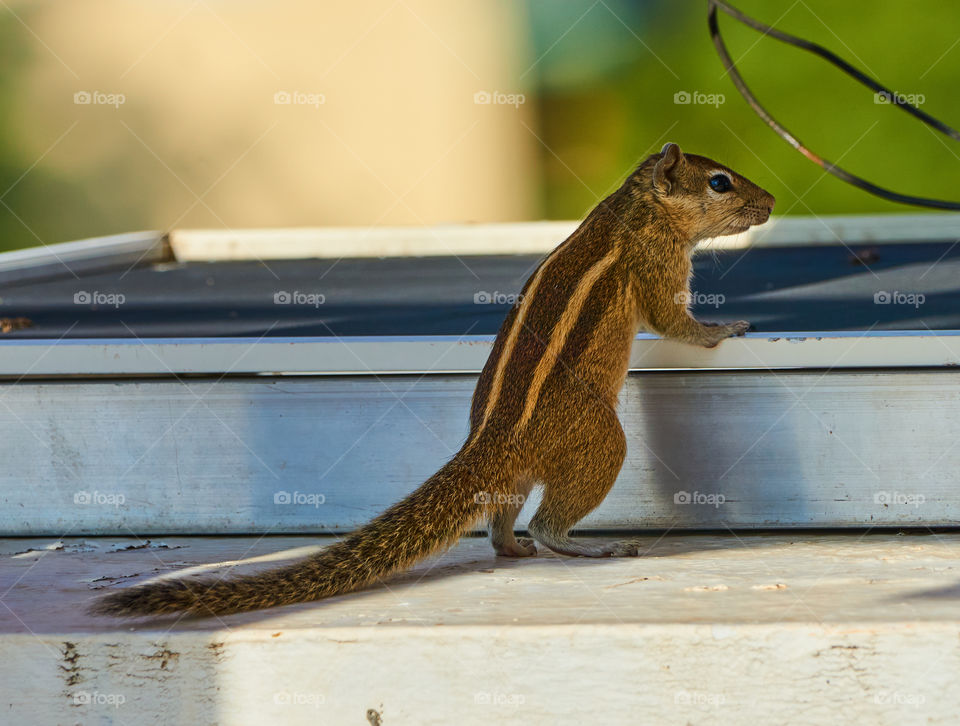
[
  {"xmin": 2, "ymin": 0, "xmax": 958, "ymax": 251},
  {"xmin": 7, "ymin": 0, "xmax": 539, "ymax": 244}
]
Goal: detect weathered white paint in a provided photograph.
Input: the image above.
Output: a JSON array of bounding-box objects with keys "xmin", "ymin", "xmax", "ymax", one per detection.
[{"xmin": 1, "ymin": 534, "xmax": 958, "ymax": 724}]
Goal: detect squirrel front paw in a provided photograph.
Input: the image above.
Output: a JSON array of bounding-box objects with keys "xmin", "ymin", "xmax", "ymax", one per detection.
[
  {"xmin": 699, "ymin": 320, "xmax": 751, "ymax": 348},
  {"xmin": 725, "ymin": 320, "xmax": 751, "ymax": 337}
]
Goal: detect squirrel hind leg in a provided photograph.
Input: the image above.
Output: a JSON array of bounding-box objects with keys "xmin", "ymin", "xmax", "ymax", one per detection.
[
  {"xmin": 527, "ymin": 411, "xmax": 638, "ymax": 558},
  {"xmin": 490, "ymin": 474, "xmax": 538, "ymax": 557}
]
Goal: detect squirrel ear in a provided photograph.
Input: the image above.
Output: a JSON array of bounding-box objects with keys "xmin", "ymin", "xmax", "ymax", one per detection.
[{"xmin": 653, "ymin": 142, "xmax": 685, "ymax": 194}]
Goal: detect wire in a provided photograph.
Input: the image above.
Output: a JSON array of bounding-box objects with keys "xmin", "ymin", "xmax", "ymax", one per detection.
[{"xmin": 707, "ymin": 0, "xmax": 960, "ymax": 211}]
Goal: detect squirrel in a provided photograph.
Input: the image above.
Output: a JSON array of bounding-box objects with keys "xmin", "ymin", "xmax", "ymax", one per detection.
[{"xmin": 93, "ymin": 143, "xmax": 774, "ymax": 617}]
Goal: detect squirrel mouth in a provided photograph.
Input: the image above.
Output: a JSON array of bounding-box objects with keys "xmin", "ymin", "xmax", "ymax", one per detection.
[{"xmin": 735, "ymin": 209, "xmax": 772, "ymax": 231}]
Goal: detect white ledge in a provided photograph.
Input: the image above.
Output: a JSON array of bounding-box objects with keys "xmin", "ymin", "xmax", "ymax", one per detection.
[{"xmin": 2, "ymin": 534, "xmax": 959, "ymax": 724}]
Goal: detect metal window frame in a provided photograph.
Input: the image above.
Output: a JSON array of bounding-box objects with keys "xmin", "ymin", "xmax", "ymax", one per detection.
[
  {"xmin": 2, "ymin": 214, "xmax": 960, "ymax": 378},
  {"xmin": 2, "ymin": 216, "xmax": 960, "ymax": 535}
]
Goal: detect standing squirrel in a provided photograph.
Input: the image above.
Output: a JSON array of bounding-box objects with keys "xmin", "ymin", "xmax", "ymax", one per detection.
[{"xmin": 94, "ymin": 143, "xmax": 774, "ymax": 617}]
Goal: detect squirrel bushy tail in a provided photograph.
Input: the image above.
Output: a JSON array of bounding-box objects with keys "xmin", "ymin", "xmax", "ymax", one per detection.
[{"xmin": 92, "ymin": 447, "xmax": 500, "ymax": 617}]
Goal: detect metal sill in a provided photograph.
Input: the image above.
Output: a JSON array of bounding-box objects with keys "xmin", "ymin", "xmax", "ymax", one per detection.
[{"xmin": 2, "ymin": 331, "xmax": 960, "ymax": 378}]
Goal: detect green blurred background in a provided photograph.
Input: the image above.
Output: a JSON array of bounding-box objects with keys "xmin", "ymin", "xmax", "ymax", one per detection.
[{"xmin": 0, "ymin": 0, "xmax": 957, "ymax": 252}]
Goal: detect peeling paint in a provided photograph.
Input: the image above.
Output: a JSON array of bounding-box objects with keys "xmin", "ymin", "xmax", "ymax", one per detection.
[
  {"xmin": 207, "ymin": 641, "xmax": 226, "ymax": 661},
  {"xmin": 108, "ymin": 541, "xmax": 181, "ymax": 552},
  {"xmin": 144, "ymin": 646, "xmax": 179, "ymax": 671},
  {"xmin": 60, "ymin": 641, "xmax": 82, "ymax": 691}
]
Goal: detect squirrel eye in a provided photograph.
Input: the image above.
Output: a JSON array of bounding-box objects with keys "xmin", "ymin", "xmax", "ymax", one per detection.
[{"xmin": 709, "ymin": 174, "xmax": 731, "ymax": 193}]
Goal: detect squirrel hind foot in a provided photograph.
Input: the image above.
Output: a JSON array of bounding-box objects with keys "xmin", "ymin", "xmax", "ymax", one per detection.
[
  {"xmin": 494, "ymin": 537, "xmax": 538, "ymax": 557},
  {"xmin": 531, "ymin": 530, "xmax": 640, "ymax": 558}
]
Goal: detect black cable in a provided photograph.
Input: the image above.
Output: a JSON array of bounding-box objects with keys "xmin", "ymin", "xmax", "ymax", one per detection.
[{"xmin": 708, "ymin": 0, "xmax": 960, "ymax": 211}]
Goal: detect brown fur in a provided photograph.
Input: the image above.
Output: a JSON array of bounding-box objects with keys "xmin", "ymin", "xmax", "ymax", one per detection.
[{"xmin": 93, "ymin": 143, "xmax": 774, "ymax": 617}]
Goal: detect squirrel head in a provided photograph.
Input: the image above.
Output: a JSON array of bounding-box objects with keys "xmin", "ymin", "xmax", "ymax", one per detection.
[{"xmin": 634, "ymin": 142, "xmax": 775, "ymax": 243}]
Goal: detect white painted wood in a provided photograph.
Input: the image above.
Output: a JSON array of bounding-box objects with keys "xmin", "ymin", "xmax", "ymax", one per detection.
[
  {"xmin": 167, "ymin": 213, "xmax": 960, "ymax": 260},
  {"xmin": 2, "ymin": 331, "xmax": 960, "ymax": 377},
  {"xmin": 1, "ymin": 534, "xmax": 958, "ymax": 725},
  {"xmin": 0, "ymin": 231, "xmax": 168, "ymax": 285},
  {"xmin": 170, "ymin": 222, "xmax": 579, "ymax": 259}
]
